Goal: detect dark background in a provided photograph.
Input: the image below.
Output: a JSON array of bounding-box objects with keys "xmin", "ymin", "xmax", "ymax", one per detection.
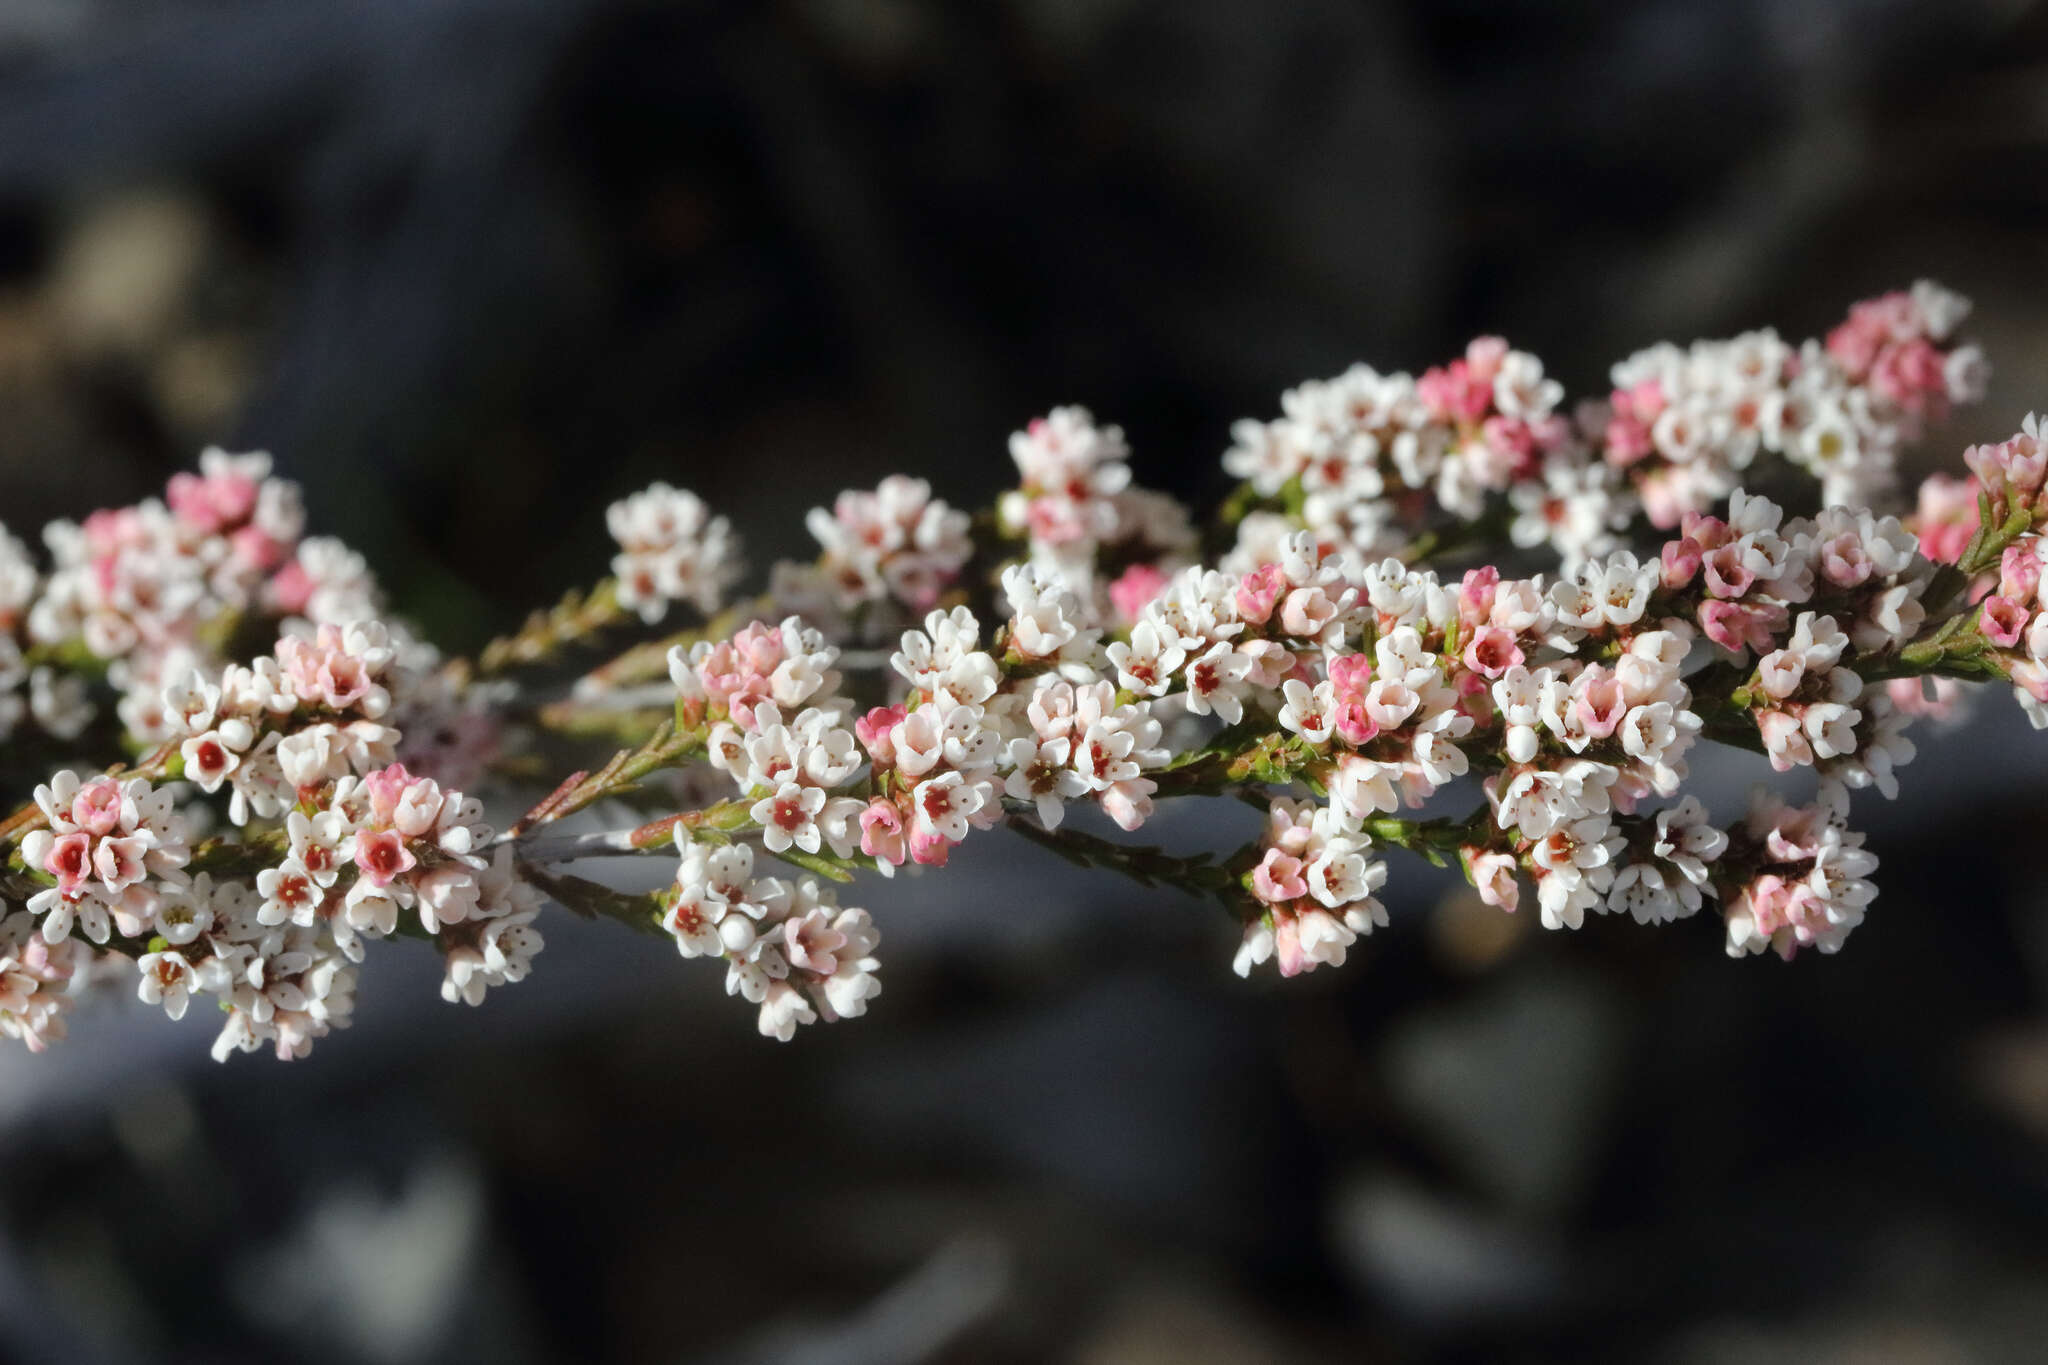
[{"xmin": 2, "ymin": 2, "xmax": 2047, "ymax": 1362}]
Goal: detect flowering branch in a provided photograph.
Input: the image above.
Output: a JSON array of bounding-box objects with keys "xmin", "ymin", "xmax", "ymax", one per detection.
[{"xmin": 5, "ymin": 280, "xmax": 2045, "ymax": 1058}]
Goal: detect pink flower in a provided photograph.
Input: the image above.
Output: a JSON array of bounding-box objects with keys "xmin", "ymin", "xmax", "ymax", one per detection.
[
  {"xmin": 230, "ymin": 524, "xmax": 288, "ymax": 573},
  {"xmin": 268, "ymin": 558, "xmax": 316, "ymax": 614},
  {"xmin": 859, "ymin": 799, "xmax": 907, "ymax": 867},
  {"xmin": 1699, "ymin": 600, "xmax": 1784, "ymax": 654},
  {"xmin": 1575, "ymin": 668, "xmax": 1627, "ymax": 738},
  {"xmin": 1024, "ymin": 495, "xmax": 1087, "ymax": 546},
  {"xmin": 1332, "ymin": 698, "xmax": 1378, "ymax": 747},
  {"xmin": 1757, "ymin": 710, "xmax": 1812, "ymax": 772},
  {"xmin": 784, "ymin": 909, "xmax": 848, "ymax": 978},
  {"xmin": 317, "ymin": 652, "xmax": 374, "ymax": 711},
  {"xmin": 43, "ymin": 831, "xmax": 93, "ymax": 894},
  {"xmin": 1464, "ymin": 335, "xmax": 1508, "ymax": 382},
  {"xmin": 1702, "ymin": 544, "xmax": 1756, "ymax": 599},
  {"xmin": 908, "ymin": 827, "xmax": 951, "ymax": 867},
  {"xmin": 1480, "ymin": 417, "xmax": 1537, "ymax": 479},
  {"xmin": 1999, "ymin": 545, "xmax": 2041, "ymax": 605},
  {"xmin": 1680, "ymin": 512, "xmax": 1731, "ymax": 550},
  {"xmin": 1465, "ymin": 848, "xmax": 1520, "ymax": 912},
  {"xmin": 1980, "ymin": 595, "xmax": 2029, "ymax": 649},
  {"xmin": 1462, "ymin": 625, "xmax": 1524, "ymax": 680},
  {"xmin": 1280, "ymin": 587, "xmax": 1337, "ymax": 638},
  {"xmin": 1100, "ymin": 778, "xmax": 1156, "ymax": 832},
  {"xmin": 1272, "ymin": 913, "xmax": 1306, "ymax": 977},
  {"xmin": 1870, "ymin": 338, "xmax": 1947, "ymax": 415},
  {"xmin": 363, "ymin": 763, "xmax": 417, "ymax": 823},
  {"xmin": 1967, "ymin": 433, "xmax": 2048, "ymax": 497},
  {"xmin": 1886, "ymin": 675, "xmax": 1961, "ymax": 721},
  {"xmin": 1604, "ymin": 412, "xmax": 1654, "ymax": 466},
  {"xmin": 1743, "ymin": 873, "xmax": 1794, "ymax": 937},
  {"xmin": 1913, "ymin": 473, "xmax": 1980, "ymax": 564},
  {"xmin": 1459, "ymin": 566, "xmax": 1499, "ymax": 625},
  {"xmin": 1759, "ymin": 804, "xmax": 1826, "ymax": 861},
  {"xmin": 1638, "ymin": 471, "xmax": 1687, "ymax": 530},
  {"xmin": 93, "ymin": 834, "xmax": 150, "ymax": 892},
  {"xmin": 165, "ymin": 468, "xmax": 259, "ymax": 533},
  {"xmin": 1813, "ymin": 531, "xmax": 1873, "ymax": 589},
  {"xmin": 1418, "ymin": 349, "xmax": 1494, "ymax": 423},
  {"xmin": 352, "ymin": 829, "xmax": 417, "ymax": 887},
  {"xmin": 391, "ymin": 778, "xmax": 446, "ymax": 839},
  {"xmin": 1108, "ymin": 564, "xmax": 1169, "ymax": 627},
  {"xmin": 1252, "ymin": 848, "xmax": 1308, "ymax": 906}
]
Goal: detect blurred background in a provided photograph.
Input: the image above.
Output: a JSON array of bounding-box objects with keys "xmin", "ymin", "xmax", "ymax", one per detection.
[{"xmin": 3, "ymin": 1, "xmax": 2048, "ymax": 1361}]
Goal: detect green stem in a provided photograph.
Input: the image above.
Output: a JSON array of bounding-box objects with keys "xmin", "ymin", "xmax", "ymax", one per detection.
[{"xmin": 473, "ymin": 578, "xmax": 630, "ymax": 677}]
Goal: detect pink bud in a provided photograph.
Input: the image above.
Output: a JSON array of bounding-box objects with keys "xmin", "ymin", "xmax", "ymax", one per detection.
[
  {"xmin": 855, "ymin": 705, "xmax": 907, "ymax": 765},
  {"xmin": 1999, "ymin": 546, "xmax": 2042, "ymax": 606},
  {"xmin": 1325, "ymin": 652, "xmax": 1374, "ymax": 701},
  {"xmin": 1235, "ymin": 565, "xmax": 1285, "ymax": 625},
  {"xmin": 1660, "ymin": 537, "xmax": 1703, "ymax": 591}
]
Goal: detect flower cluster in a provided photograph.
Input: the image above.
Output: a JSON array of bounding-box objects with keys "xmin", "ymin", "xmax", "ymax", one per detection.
[
  {"xmin": 1224, "ymin": 338, "xmax": 1621, "ymax": 568},
  {"xmin": 677, "ymin": 615, "xmax": 848, "ymax": 736},
  {"xmin": 1601, "ymin": 796, "xmax": 1726, "ymax": 926},
  {"xmin": 139, "ymin": 745, "xmax": 535, "ymax": 1061},
  {"xmin": 1603, "ymin": 280, "xmax": 1982, "ymax": 523},
  {"xmin": 1235, "ymin": 798, "xmax": 1388, "ymax": 977},
  {"xmin": 1222, "ymin": 284, "xmax": 1983, "ymax": 582},
  {"xmin": 1001, "ymin": 406, "xmax": 1195, "ymax": 601},
  {"xmin": 3, "ymin": 282, "xmax": 2040, "ymax": 1066},
  {"xmin": 0, "ymin": 908, "xmax": 99, "ymax": 1052},
  {"xmin": 169, "ymin": 621, "xmax": 401, "ymax": 824},
  {"xmin": 19, "ymin": 771, "xmax": 192, "ymax": 943},
  {"xmin": 0, "ymin": 522, "xmax": 89, "ymax": 745},
  {"xmin": 1971, "ymin": 434, "xmax": 2048, "ymax": 723},
  {"xmin": 38, "ymin": 618, "xmax": 539, "ymax": 1060},
  {"xmin": 1719, "ymin": 787, "xmax": 1877, "ymax": 959},
  {"xmin": 859, "ymin": 608, "xmax": 1009, "ymax": 868},
  {"xmin": 664, "ymin": 842, "xmax": 879, "ymax": 1040},
  {"xmin": 607, "ymin": 482, "xmax": 743, "ymax": 624},
  {"xmin": 803, "ymin": 475, "xmax": 973, "ymax": 615}
]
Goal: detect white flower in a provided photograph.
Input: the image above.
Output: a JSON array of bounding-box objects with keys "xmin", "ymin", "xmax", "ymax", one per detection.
[
  {"xmin": 137, "ymin": 950, "xmax": 197, "ymax": 1020},
  {"xmin": 752, "ymin": 781, "xmax": 828, "ymax": 854},
  {"xmin": 910, "ymin": 771, "xmax": 984, "ymax": 844},
  {"xmin": 1105, "ymin": 621, "xmax": 1186, "ymax": 698},
  {"xmin": 608, "ymin": 483, "xmax": 742, "ymax": 623},
  {"xmin": 1182, "ymin": 642, "xmax": 1253, "ymax": 724},
  {"xmin": 1277, "ymin": 679, "xmax": 1335, "ymax": 744}
]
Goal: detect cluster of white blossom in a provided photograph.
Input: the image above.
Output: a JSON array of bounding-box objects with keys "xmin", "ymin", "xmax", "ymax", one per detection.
[
  {"xmin": 665, "ymin": 842, "xmax": 879, "ymax": 1040},
  {"xmin": 1965, "ymin": 416, "xmax": 2048, "ymax": 726},
  {"xmin": 1222, "ymin": 284, "xmax": 1984, "ymax": 582},
  {"xmin": 1600, "ymin": 279, "xmax": 1984, "ymax": 524},
  {"xmin": 607, "ymin": 482, "xmax": 743, "ymax": 623},
  {"xmin": 1222, "ymin": 338, "xmax": 1627, "ymax": 570},
  {"xmin": 1719, "ymin": 787, "xmax": 1878, "ymax": 959},
  {"xmin": 6, "ymin": 283, "xmax": 2045, "ymax": 1064},
  {"xmin": 1000, "ymin": 406, "xmax": 1195, "ymax": 607},
  {"xmin": 1237, "ymin": 798, "xmax": 1388, "ymax": 977},
  {"xmin": 0, "ymin": 613, "xmax": 545, "ymax": 1061},
  {"xmin": 0, "ymin": 523, "xmax": 90, "ymax": 744},
  {"xmin": 803, "ymin": 475, "xmax": 973, "ymax": 615},
  {"xmin": 0, "ymin": 906, "xmax": 105, "ymax": 1052},
  {"xmin": 1601, "ymin": 796, "xmax": 1727, "ymax": 926}
]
